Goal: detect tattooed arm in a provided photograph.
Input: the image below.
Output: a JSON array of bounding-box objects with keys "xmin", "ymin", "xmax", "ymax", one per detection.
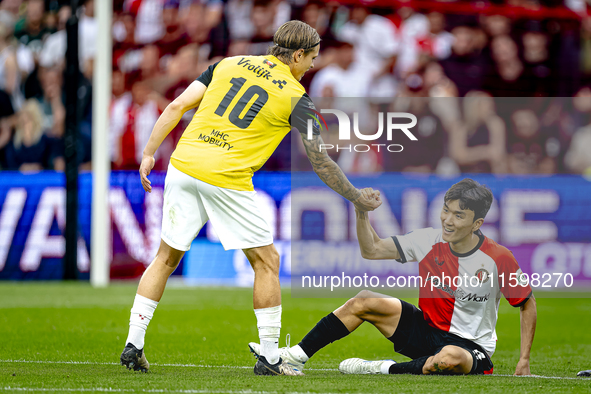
[
  {"xmin": 300, "ymin": 132, "xmax": 380, "ymax": 211},
  {"xmin": 290, "ymin": 93, "xmax": 380, "ymax": 211}
]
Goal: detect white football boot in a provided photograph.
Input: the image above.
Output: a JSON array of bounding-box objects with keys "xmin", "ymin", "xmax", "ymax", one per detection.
[
  {"xmin": 248, "ymin": 335, "xmax": 306, "ymax": 372},
  {"xmin": 339, "ymin": 358, "xmax": 395, "ymax": 374}
]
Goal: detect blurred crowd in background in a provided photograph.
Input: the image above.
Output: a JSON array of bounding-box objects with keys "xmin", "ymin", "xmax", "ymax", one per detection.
[{"xmin": 1, "ymin": 0, "xmax": 591, "ymax": 175}]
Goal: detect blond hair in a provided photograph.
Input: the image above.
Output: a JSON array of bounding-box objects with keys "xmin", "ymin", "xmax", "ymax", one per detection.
[
  {"xmin": 267, "ymin": 20, "xmax": 320, "ymax": 64},
  {"xmin": 13, "ymin": 99, "xmax": 44, "ymax": 149}
]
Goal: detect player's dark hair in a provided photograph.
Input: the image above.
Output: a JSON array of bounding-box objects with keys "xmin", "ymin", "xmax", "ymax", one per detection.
[
  {"xmin": 444, "ymin": 178, "xmax": 493, "ymax": 221},
  {"xmin": 268, "ymin": 20, "xmax": 321, "ymax": 64}
]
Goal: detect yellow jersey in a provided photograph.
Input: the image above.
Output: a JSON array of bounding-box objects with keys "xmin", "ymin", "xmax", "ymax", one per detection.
[{"xmin": 170, "ymin": 55, "xmax": 312, "ymax": 191}]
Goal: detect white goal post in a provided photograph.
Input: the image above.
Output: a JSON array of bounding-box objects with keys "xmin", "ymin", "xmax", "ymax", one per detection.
[{"xmin": 91, "ymin": 0, "xmax": 113, "ymax": 287}]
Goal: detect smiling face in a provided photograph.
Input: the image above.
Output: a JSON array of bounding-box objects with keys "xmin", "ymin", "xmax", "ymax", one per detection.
[
  {"xmin": 440, "ymin": 199, "xmax": 483, "ymax": 246},
  {"xmin": 291, "ymin": 45, "xmax": 319, "ymax": 81}
]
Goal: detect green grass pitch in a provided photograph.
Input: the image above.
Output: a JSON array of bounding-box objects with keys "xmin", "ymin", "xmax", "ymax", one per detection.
[{"xmin": 0, "ymin": 283, "xmax": 590, "ymax": 393}]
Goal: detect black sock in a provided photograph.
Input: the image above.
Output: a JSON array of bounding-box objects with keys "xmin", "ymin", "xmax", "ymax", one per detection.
[
  {"xmin": 388, "ymin": 356, "xmax": 430, "ymax": 375},
  {"xmin": 298, "ymin": 312, "xmax": 350, "ymax": 358}
]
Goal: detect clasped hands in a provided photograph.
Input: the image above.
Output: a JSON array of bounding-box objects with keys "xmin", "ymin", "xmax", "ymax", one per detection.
[{"xmin": 353, "ymin": 187, "xmax": 382, "ymax": 212}]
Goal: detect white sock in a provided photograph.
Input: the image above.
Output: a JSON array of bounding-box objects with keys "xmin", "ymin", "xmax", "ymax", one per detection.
[
  {"xmin": 380, "ymin": 360, "xmax": 396, "ymax": 375},
  {"xmin": 289, "ymin": 345, "xmax": 309, "ymax": 363},
  {"xmin": 254, "ymin": 305, "xmax": 281, "ymax": 364},
  {"xmin": 126, "ymin": 294, "xmax": 158, "ymax": 350}
]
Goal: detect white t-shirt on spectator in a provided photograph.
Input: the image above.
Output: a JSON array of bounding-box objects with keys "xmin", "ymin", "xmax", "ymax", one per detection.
[
  {"xmin": 16, "ymin": 44, "xmax": 34, "ymax": 75},
  {"xmin": 395, "ymin": 13, "xmax": 429, "ymax": 76},
  {"xmin": 337, "ymin": 15, "xmax": 399, "ymax": 97},
  {"xmin": 226, "ymin": 0, "xmax": 254, "ymax": 40},
  {"xmin": 338, "ymin": 15, "xmax": 398, "ymax": 74},
  {"xmin": 309, "ymin": 64, "xmax": 350, "ymax": 98},
  {"xmin": 39, "ymin": 14, "xmax": 97, "ymax": 72},
  {"xmin": 125, "ymin": 0, "xmax": 164, "ymax": 44}
]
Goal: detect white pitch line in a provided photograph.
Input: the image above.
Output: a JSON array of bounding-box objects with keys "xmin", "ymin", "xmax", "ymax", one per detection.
[
  {"xmin": 493, "ymin": 374, "xmax": 591, "ymax": 381},
  {"xmin": 1, "ymin": 388, "xmax": 352, "ymax": 394},
  {"xmin": 0, "ymin": 360, "xmax": 589, "ymax": 380},
  {"xmin": 0, "ymin": 360, "xmax": 333, "ymax": 371}
]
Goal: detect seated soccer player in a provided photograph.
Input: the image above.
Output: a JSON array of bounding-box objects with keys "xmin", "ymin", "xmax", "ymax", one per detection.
[{"xmin": 250, "ymin": 179, "xmax": 537, "ymax": 376}]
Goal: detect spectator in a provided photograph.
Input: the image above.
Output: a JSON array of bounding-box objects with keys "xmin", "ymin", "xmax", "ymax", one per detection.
[
  {"xmin": 309, "ymin": 41, "xmax": 354, "ymax": 98},
  {"xmin": 450, "ymin": 91, "xmax": 507, "ymax": 173},
  {"xmin": 295, "ymin": 0, "xmax": 340, "ymax": 81},
  {"xmin": 565, "ymin": 87, "xmax": 591, "ymax": 174},
  {"xmin": 127, "ymin": 45, "xmax": 166, "ymax": 86},
  {"xmin": 227, "ymin": 0, "xmax": 254, "ymax": 42},
  {"xmin": 0, "ymin": 0, "xmax": 23, "ymax": 19},
  {"xmin": 0, "ymin": 20, "xmax": 24, "ymax": 110},
  {"xmin": 38, "ymin": 4, "xmax": 70, "ymax": 70},
  {"xmin": 581, "ymin": 16, "xmax": 591, "ymax": 86},
  {"xmin": 521, "ymin": 22, "xmax": 556, "ymax": 96},
  {"xmin": 507, "ymin": 108, "xmax": 556, "ymax": 174},
  {"xmin": 300, "ymin": 0, "xmax": 338, "ymax": 50},
  {"xmin": 480, "ymin": 14, "xmax": 511, "ymax": 39},
  {"xmin": 148, "ymin": 43, "xmax": 201, "ymax": 115},
  {"xmin": 113, "ymin": 11, "xmax": 142, "ymax": 74},
  {"xmin": 112, "ymin": 67, "xmax": 127, "ymax": 100},
  {"xmin": 0, "ymin": 88, "xmax": 15, "ymax": 168},
  {"xmin": 484, "ymin": 35, "xmax": 534, "ymax": 97},
  {"xmin": 415, "ymin": 12, "xmax": 454, "ymax": 62},
  {"xmin": 336, "ymin": 5, "xmax": 398, "ymax": 97},
  {"xmin": 565, "ymin": 123, "xmax": 591, "ymax": 175},
  {"xmin": 182, "ymin": 0, "xmax": 223, "ymax": 47},
  {"xmin": 423, "ymin": 61, "xmax": 459, "ymax": 98},
  {"xmin": 569, "ymin": 86, "xmax": 591, "ymax": 131},
  {"xmin": 440, "ymin": 25, "xmax": 491, "ymax": 97},
  {"xmin": 385, "ymin": 92, "xmax": 448, "ymax": 173},
  {"xmin": 38, "ymin": 0, "xmax": 96, "ymax": 76},
  {"xmin": 161, "ymin": 43, "xmax": 200, "ymax": 100},
  {"xmin": 154, "ymin": 0, "xmax": 190, "ymax": 63},
  {"xmin": 110, "ymin": 79, "xmax": 161, "ymax": 170},
  {"xmin": 36, "ymin": 66, "xmax": 65, "ymax": 138},
  {"xmin": 79, "ymin": 0, "xmax": 97, "ymax": 78},
  {"xmin": 124, "ymin": 0, "xmax": 164, "ymax": 45},
  {"xmin": 390, "ymin": 6, "xmax": 429, "ymax": 78},
  {"xmin": 247, "ymin": 0, "xmax": 276, "ymax": 55},
  {"xmin": 13, "ymin": 0, "xmax": 52, "ymax": 56},
  {"xmin": 3, "ymin": 99, "xmax": 64, "ymax": 172},
  {"xmin": 0, "ymin": 3, "xmax": 34, "ymax": 79},
  {"xmin": 0, "ymin": 88, "xmax": 14, "ymax": 119}
]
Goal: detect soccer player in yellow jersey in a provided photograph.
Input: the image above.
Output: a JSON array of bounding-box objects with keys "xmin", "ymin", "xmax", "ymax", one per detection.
[{"xmin": 120, "ymin": 21, "xmax": 381, "ymax": 376}]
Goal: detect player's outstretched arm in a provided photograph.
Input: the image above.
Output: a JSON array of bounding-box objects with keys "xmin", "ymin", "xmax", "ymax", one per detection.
[
  {"xmin": 140, "ymin": 81, "xmax": 207, "ymax": 192},
  {"xmin": 355, "ymin": 202, "xmax": 400, "ymax": 260},
  {"xmin": 300, "ymin": 132, "xmax": 380, "ymax": 211},
  {"xmin": 514, "ymin": 296, "xmax": 537, "ymax": 376}
]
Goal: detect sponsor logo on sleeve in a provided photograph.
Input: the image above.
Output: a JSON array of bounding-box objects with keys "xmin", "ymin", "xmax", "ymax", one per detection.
[{"xmin": 516, "ymin": 268, "xmax": 528, "ymax": 286}]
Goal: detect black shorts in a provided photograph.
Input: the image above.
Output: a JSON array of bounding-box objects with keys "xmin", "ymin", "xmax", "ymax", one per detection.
[{"xmin": 389, "ymin": 300, "xmax": 494, "ymax": 375}]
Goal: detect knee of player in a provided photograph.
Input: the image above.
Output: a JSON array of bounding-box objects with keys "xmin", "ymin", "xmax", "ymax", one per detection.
[
  {"xmin": 344, "ymin": 291, "xmax": 373, "ymax": 315},
  {"xmin": 427, "ymin": 347, "xmax": 469, "ymax": 373},
  {"xmin": 245, "ymin": 246, "xmax": 280, "ymax": 271},
  {"xmin": 252, "ymin": 254, "xmax": 280, "ymax": 274},
  {"xmin": 355, "ymin": 290, "xmax": 374, "ymax": 299}
]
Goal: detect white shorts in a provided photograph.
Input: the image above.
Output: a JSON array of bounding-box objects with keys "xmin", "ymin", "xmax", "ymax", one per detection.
[{"xmin": 160, "ymin": 163, "xmax": 273, "ymax": 251}]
